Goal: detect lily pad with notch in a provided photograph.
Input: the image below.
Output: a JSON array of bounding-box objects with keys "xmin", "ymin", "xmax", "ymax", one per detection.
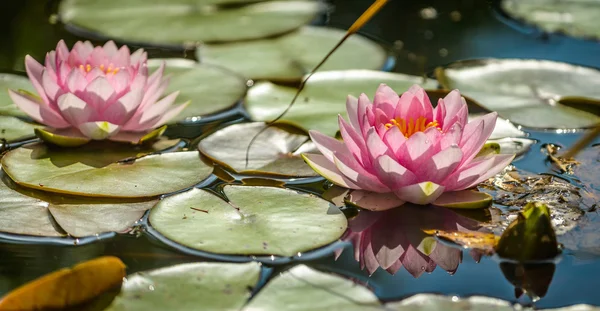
[
  {"xmin": 437, "ymin": 58, "xmax": 600, "ymax": 129},
  {"xmin": 198, "ymin": 122, "xmax": 318, "ymax": 177},
  {"xmin": 148, "ymin": 185, "xmax": 347, "ymax": 258},
  {"xmin": 59, "ymin": 0, "xmax": 324, "ymax": 46},
  {"xmin": 199, "ymin": 26, "xmax": 388, "ymax": 82},
  {"xmin": 148, "ymin": 59, "xmax": 247, "ymax": 123},
  {"xmin": 1, "ymin": 141, "xmax": 212, "ymax": 198}
]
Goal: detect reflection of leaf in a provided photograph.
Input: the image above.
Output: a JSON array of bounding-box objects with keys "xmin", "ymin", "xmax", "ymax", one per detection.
[
  {"xmin": 2, "ymin": 144, "xmax": 212, "ymax": 198},
  {"xmin": 495, "ymin": 202, "xmax": 559, "ymax": 261},
  {"xmin": 0, "ymin": 256, "xmax": 125, "ymax": 310},
  {"xmin": 242, "ymin": 265, "xmax": 381, "ymax": 311},
  {"xmin": 149, "ymin": 186, "xmax": 347, "ymax": 257},
  {"xmin": 59, "ymin": 0, "xmax": 323, "ymax": 45},
  {"xmin": 438, "ymin": 59, "xmax": 600, "ymax": 129},
  {"xmin": 500, "ymin": 262, "xmax": 555, "ymax": 301},
  {"xmin": 198, "ymin": 122, "xmax": 318, "ymax": 177},
  {"xmin": 105, "ymin": 262, "xmax": 260, "ymax": 311},
  {"xmin": 200, "ymin": 26, "xmax": 387, "ymax": 81}
]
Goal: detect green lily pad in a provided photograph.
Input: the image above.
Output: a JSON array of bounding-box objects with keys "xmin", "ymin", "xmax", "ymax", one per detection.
[
  {"xmin": 0, "ymin": 73, "xmax": 32, "ymax": 117},
  {"xmin": 433, "ymin": 190, "xmax": 493, "ymax": 209},
  {"xmin": 1, "ymin": 143, "xmax": 212, "ymax": 198},
  {"xmin": 147, "ymin": 59, "xmax": 247, "ymax": 122},
  {"xmin": 386, "ymin": 294, "xmax": 515, "ymax": 311},
  {"xmin": 198, "ymin": 122, "xmax": 318, "ymax": 177},
  {"xmin": 0, "ymin": 170, "xmax": 156, "ymax": 238},
  {"xmin": 242, "ymin": 265, "xmax": 381, "ymax": 311},
  {"xmin": 59, "ymin": 0, "xmax": 323, "ymax": 45},
  {"xmin": 105, "ymin": 262, "xmax": 261, "ymax": 311},
  {"xmin": 491, "ymin": 137, "xmax": 535, "ymax": 158},
  {"xmin": 437, "ymin": 59, "xmax": 600, "ymax": 129},
  {"xmin": 245, "ymin": 70, "xmax": 438, "ymax": 136},
  {"xmin": 199, "ymin": 26, "xmax": 387, "ymax": 82},
  {"xmin": 149, "ymin": 185, "xmax": 347, "ymax": 257},
  {"xmin": 0, "ymin": 116, "xmax": 39, "ymax": 143},
  {"xmin": 501, "ymin": 0, "xmax": 600, "ymax": 40}
]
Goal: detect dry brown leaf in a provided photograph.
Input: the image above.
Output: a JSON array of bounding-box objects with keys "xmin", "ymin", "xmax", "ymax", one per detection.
[
  {"xmin": 0, "ymin": 256, "xmax": 125, "ymax": 310},
  {"xmin": 423, "ymin": 229, "xmax": 499, "ymax": 255}
]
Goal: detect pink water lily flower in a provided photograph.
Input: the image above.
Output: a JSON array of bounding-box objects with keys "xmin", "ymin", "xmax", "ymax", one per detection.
[
  {"xmin": 9, "ymin": 40, "xmax": 187, "ymax": 146},
  {"xmin": 303, "ymin": 84, "xmax": 514, "ymax": 206}
]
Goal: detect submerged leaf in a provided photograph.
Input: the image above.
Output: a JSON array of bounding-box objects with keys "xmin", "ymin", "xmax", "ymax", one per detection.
[
  {"xmin": 495, "ymin": 202, "xmax": 560, "ymax": 261},
  {"xmin": 0, "ymin": 256, "xmax": 125, "ymax": 310}
]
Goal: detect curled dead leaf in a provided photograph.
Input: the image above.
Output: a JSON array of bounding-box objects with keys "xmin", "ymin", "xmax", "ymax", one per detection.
[{"xmin": 423, "ymin": 229, "xmax": 499, "ymax": 255}]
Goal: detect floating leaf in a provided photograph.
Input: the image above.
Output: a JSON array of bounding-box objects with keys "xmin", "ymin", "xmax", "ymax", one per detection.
[
  {"xmin": 2, "ymin": 143, "xmax": 212, "ymax": 198},
  {"xmin": 0, "ymin": 116, "xmax": 39, "ymax": 143},
  {"xmin": 0, "ymin": 256, "xmax": 125, "ymax": 310},
  {"xmin": 501, "ymin": 0, "xmax": 600, "ymax": 40},
  {"xmin": 0, "ymin": 73, "xmax": 33, "ymax": 117},
  {"xmin": 386, "ymin": 294, "xmax": 515, "ymax": 311},
  {"xmin": 149, "ymin": 186, "xmax": 347, "ymax": 257},
  {"xmin": 242, "ymin": 265, "xmax": 381, "ymax": 311},
  {"xmin": 148, "ymin": 59, "xmax": 247, "ymax": 122},
  {"xmin": 198, "ymin": 122, "xmax": 318, "ymax": 177},
  {"xmin": 437, "ymin": 59, "xmax": 600, "ymax": 129},
  {"xmin": 200, "ymin": 26, "xmax": 387, "ymax": 81},
  {"xmin": 105, "ymin": 262, "xmax": 260, "ymax": 311},
  {"xmin": 433, "ymin": 190, "xmax": 493, "ymax": 209},
  {"xmin": 59, "ymin": 0, "xmax": 323, "ymax": 45},
  {"xmin": 491, "ymin": 137, "xmax": 535, "ymax": 159},
  {"xmin": 245, "ymin": 70, "xmax": 437, "ymax": 136},
  {"xmin": 424, "ymin": 229, "xmax": 499, "ymax": 255},
  {"xmin": 495, "ymin": 202, "xmax": 560, "ymax": 261}
]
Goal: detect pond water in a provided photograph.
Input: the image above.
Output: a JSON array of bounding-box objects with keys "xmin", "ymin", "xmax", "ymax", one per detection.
[{"xmin": 1, "ymin": 0, "xmax": 600, "ymax": 309}]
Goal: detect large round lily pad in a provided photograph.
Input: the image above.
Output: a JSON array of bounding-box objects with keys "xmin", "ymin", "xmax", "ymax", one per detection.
[
  {"xmin": 500, "ymin": 0, "xmax": 600, "ymax": 40},
  {"xmin": 59, "ymin": 0, "xmax": 323, "ymax": 45},
  {"xmin": 199, "ymin": 26, "xmax": 388, "ymax": 81},
  {"xmin": 105, "ymin": 262, "xmax": 261, "ymax": 311},
  {"xmin": 198, "ymin": 122, "xmax": 318, "ymax": 177},
  {"xmin": 148, "ymin": 59, "xmax": 247, "ymax": 122},
  {"xmin": 0, "ymin": 116, "xmax": 39, "ymax": 143},
  {"xmin": 386, "ymin": 294, "xmax": 515, "ymax": 311},
  {"xmin": 437, "ymin": 59, "xmax": 600, "ymax": 129},
  {"xmin": 242, "ymin": 265, "xmax": 381, "ymax": 311},
  {"xmin": 1, "ymin": 143, "xmax": 212, "ymax": 198},
  {"xmin": 0, "ymin": 73, "xmax": 33, "ymax": 117},
  {"xmin": 149, "ymin": 185, "xmax": 347, "ymax": 257},
  {"xmin": 245, "ymin": 70, "xmax": 438, "ymax": 136}
]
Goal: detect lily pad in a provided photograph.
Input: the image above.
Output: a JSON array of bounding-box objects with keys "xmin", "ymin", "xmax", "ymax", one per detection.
[
  {"xmin": 386, "ymin": 294, "xmax": 515, "ymax": 311},
  {"xmin": 105, "ymin": 262, "xmax": 260, "ymax": 311},
  {"xmin": 59, "ymin": 0, "xmax": 323, "ymax": 45},
  {"xmin": 148, "ymin": 59, "xmax": 247, "ymax": 122},
  {"xmin": 2, "ymin": 143, "xmax": 212, "ymax": 198},
  {"xmin": 242, "ymin": 265, "xmax": 381, "ymax": 311},
  {"xmin": 149, "ymin": 185, "xmax": 347, "ymax": 257},
  {"xmin": 0, "ymin": 73, "xmax": 33, "ymax": 117},
  {"xmin": 437, "ymin": 59, "xmax": 600, "ymax": 129},
  {"xmin": 0, "ymin": 116, "xmax": 39, "ymax": 143},
  {"xmin": 199, "ymin": 26, "xmax": 388, "ymax": 81},
  {"xmin": 245, "ymin": 70, "xmax": 438, "ymax": 136},
  {"xmin": 500, "ymin": 0, "xmax": 600, "ymax": 40},
  {"xmin": 433, "ymin": 190, "xmax": 493, "ymax": 209},
  {"xmin": 491, "ymin": 137, "xmax": 535, "ymax": 158},
  {"xmin": 198, "ymin": 122, "xmax": 318, "ymax": 177}
]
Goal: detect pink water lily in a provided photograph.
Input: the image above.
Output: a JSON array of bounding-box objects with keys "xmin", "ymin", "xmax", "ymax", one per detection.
[
  {"xmin": 303, "ymin": 84, "xmax": 514, "ymax": 206},
  {"xmin": 9, "ymin": 40, "xmax": 187, "ymax": 146}
]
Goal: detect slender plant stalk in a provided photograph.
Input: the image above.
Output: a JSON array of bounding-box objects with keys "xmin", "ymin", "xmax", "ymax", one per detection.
[
  {"xmin": 560, "ymin": 124, "xmax": 600, "ymax": 159},
  {"xmin": 244, "ymin": 0, "xmax": 389, "ymax": 168}
]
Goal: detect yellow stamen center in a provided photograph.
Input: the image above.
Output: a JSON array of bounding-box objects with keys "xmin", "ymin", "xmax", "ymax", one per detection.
[
  {"xmin": 384, "ymin": 116, "xmax": 440, "ymax": 138},
  {"xmin": 79, "ymin": 63, "xmax": 121, "ymax": 75}
]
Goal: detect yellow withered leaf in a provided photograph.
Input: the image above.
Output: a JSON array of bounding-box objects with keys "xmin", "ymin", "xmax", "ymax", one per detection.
[
  {"xmin": 0, "ymin": 256, "xmax": 125, "ymax": 310},
  {"xmin": 424, "ymin": 229, "xmax": 499, "ymax": 255}
]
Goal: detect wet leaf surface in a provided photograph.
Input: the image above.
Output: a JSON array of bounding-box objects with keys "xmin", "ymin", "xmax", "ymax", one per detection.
[
  {"xmin": 198, "ymin": 122, "xmax": 317, "ymax": 177},
  {"xmin": 200, "ymin": 26, "xmax": 387, "ymax": 81},
  {"xmin": 0, "ymin": 116, "xmax": 39, "ymax": 143},
  {"xmin": 386, "ymin": 294, "xmax": 515, "ymax": 310},
  {"xmin": 424, "ymin": 229, "xmax": 498, "ymax": 255},
  {"xmin": 438, "ymin": 59, "xmax": 600, "ymax": 129},
  {"xmin": 0, "ymin": 256, "xmax": 125, "ymax": 310},
  {"xmin": 149, "ymin": 186, "xmax": 347, "ymax": 257},
  {"xmin": 59, "ymin": 0, "xmax": 323, "ymax": 45},
  {"xmin": 2, "ymin": 143, "xmax": 212, "ymax": 198},
  {"xmin": 242, "ymin": 265, "xmax": 381, "ymax": 311},
  {"xmin": 105, "ymin": 262, "xmax": 260, "ymax": 311},
  {"xmin": 147, "ymin": 59, "xmax": 247, "ymax": 122}
]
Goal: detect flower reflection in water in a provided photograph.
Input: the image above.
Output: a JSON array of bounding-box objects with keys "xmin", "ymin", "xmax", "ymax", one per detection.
[{"xmin": 338, "ymin": 204, "xmax": 486, "ymax": 277}]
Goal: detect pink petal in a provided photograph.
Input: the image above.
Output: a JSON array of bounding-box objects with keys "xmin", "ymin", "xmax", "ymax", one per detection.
[
  {"xmin": 372, "ymin": 155, "xmax": 417, "ymax": 189},
  {"xmin": 140, "ymin": 76, "xmax": 169, "ymax": 110},
  {"xmin": 42, "ymin": 69, "xmax": 62, "ymax": 104},
  {"xmin": 460, "ymin": 154, "xmax": 515, "ymax": 189},
  {"xmin": 394, "ymin": 181, "xmax": 445, "ymax": 205},
  {"xmin": 429, "ymin": 244, "xmax": 462, "ymax": 274},
  {"xmin": 85, "ymin": 67, "xmax": 105, "ymax": 83},
  {"xmin": 109, "ymin": 70, "xmax": 131, "ymax": 95},
  {"xmin": 138, "ymin": 91, "xmax": 179, "ymax": 125},
  {"xmin": 108, "ymin": 131, "xmax": 148, "ymax": 144},
  {"xmin": 401, "ymin": 245, "xmax": 431, "ymax": 278},
  {"xmin": 302, "ymin": 154, "xmax": 360, "ymax": 189},
  {"xmin": 25, "ymin": 55, "xmax": 49, "ymax": 103},
  {"xmin": 356, "ymin": 93, "xmax": 371, "ymax": 135},
  {"xmin": 460, "ymin": 112, "xmax": 498, "ymax": 165},
  {"xmin": 66, "ymin": 68, "xmax": 88, "ymax": 94},
  {"xmin": 55, "ymin": 40, "xmax": 70, "ymax": 62},
  {"xmin": 440, "ymin": 90, "xmax": 468, "ymax": 131},
  {"xmin": 45, "ymin": 51, "xmax": 58, "ymax": 80},
  {"xmin": 143, "ymin": 98, "xmax": 188, "ymax": 130},
  {"xmin": 394, "ymin": 91, "xmax": 422, "ymax": 122},
  {"xmin": 102, "ymin": 41, "xmax": 119, "ymax": 57},
  {"xmin": 83, "ymin": 76, "xmax": 116, "ymax": 111},
  {"xmin": 416, "ymin": 146, "xmax": 463, "ymax": 183},
  {"xmin": 130, "ymin": 49, "xmax": 147, "ymax": 67},
  {"xmin": 309, "ymin": 130, "xmax": 346, "ymax": 162},
  {"xmin": 346, "ymin": 95, "xmax": 360, "ymax": 131},
  {"xmin": 373, "ymin": 84, "xmax": 398, "ymax": 117},
  {"xmin": 102, "ymin": 89, "xmax": 143, "ymax": 124},
  {"xmin": 333, "ymin": 153, "xmax": 389, "ymax": 193},
  {"xmin": 407, "ymin": 84, "xmax": 433, "ymax": 121},
  {"xmin": 365, "ymin": 128, "xmax": 391, "ymax": 160},
  {"xmin": 347, "ymin": 190, "xmax": 405, "ymax": 212},
  {"xmin": 111, "ymin": 45, "xmax": 131, "ymax": 67},
  {"xmin": 57, "ymin": 93, "xmax": 94, "ymax": 125},
  {"xmin": 396, "ymin": 131, "xmax": 434, "ymax": 172},
  {"xmin": 339, "ymin": 115, "xmax": 370, "ymax": 167},
  {"xmin": 439, "ymin": 123, "xmax": 462, "ymax": 150},
  {"xmin": 382, "ymin": 126, "xmax": 406, "ymax": 156},
  {"xmin": 78, "ymin": 121, "xmax": 119, "ymax": 140},
  {"xmin": 8, "ymin": 90, "xmax": 69, "ymax": 128}
]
